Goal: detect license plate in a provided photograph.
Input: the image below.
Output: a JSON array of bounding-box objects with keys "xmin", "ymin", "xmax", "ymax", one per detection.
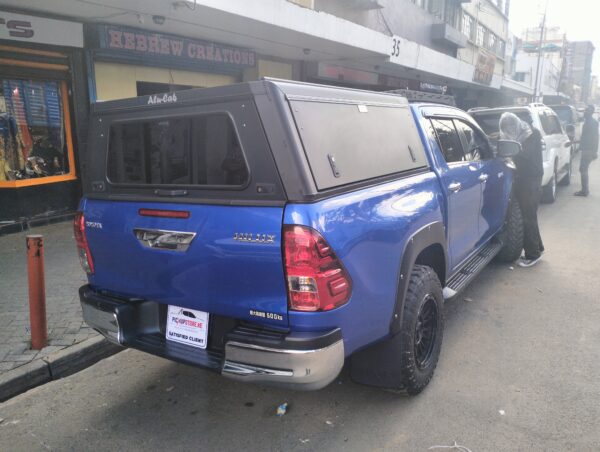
[{"xmin": 166, "ymin": 305, "xmax": 209, "ymax": 349}]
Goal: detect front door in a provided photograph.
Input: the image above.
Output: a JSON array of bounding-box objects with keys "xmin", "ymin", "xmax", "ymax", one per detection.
[
  {"xmin": 429, "ymin": 118, "xmax": 483, "ymax": 271},
  {"xmin": 453, "ymin": 119, "xmax": 507, "ymax": 245}
]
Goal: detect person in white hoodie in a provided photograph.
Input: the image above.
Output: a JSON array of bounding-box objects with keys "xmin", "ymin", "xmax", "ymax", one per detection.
[{"xmin": 499, "ymin": 112, "xmax": 544, "ymax": 267}]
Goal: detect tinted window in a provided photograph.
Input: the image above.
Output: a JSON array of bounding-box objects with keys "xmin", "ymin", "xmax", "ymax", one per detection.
[
  {"xmin": 539, "ymin": 112, "xmax": 563, "ymax": 135},
  {"xmin": 454, "ymin": 120, "xmax": 490, "ymax": 161},
  {"xmin": 107, "ymin": 114, "xmax": 248, "ymax": 186},
  {"xmin": 289, "ymin": 100, "xmax": 428, "ymax": 190},
  {"xmin": 473, "ymin": 111, "xmax": 533, "ymax": 137},
  {"xmin": 430, "ymin": 119, "xmax": 465, "ymax": 163}
]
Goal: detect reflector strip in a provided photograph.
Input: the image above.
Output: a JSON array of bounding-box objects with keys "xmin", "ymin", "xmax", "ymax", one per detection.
[{"xmin": 138, "ymin": 209, "xmax": 190, "ymax": 219}]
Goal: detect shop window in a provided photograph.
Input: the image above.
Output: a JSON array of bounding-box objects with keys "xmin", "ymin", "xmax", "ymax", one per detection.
[
  {"xmin": 107, "ymin": 114, "xmax": 249, "ymax": 187},
  {"xmin": 0, "ymin": 79, "xmax": 75, "ymax": 186}
]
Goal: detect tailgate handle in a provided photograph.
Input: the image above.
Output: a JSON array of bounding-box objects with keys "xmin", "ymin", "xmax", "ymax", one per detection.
[
  {"xmin": 134, "ymin": 228, "xmax": 196, "ymax": 252},
  {"xmin": 153, "ymin": 189, "xmax": 188, "ymax": 197}
]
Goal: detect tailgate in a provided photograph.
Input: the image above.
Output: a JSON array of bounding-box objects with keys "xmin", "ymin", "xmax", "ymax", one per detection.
[{"xmin": 83, "ymin": 198, "xmax": 288, "ymax": 327}]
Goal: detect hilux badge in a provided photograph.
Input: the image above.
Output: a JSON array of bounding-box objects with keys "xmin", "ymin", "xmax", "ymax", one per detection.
[{"xmin": 233, "ymin": 233, "xmax": 276, "ymax": 244}]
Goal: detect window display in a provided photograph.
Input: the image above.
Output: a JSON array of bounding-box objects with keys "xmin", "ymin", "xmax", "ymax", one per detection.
[{"xmin": 0, "ymin": 78, "xmax": 72, "ymax": 183}]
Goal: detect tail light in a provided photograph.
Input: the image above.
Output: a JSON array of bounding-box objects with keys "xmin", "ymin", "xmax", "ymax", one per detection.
[
  {"xmin": 283, "ymin": 225, "xmax": 352, "ymax": 312},
  {"xmin": 541, "ymin": 139, "xmax": 548, "ymax": 161},
  {"xmin": 73, "ymin": 212, "xmax": 94, "ymax": 274}
]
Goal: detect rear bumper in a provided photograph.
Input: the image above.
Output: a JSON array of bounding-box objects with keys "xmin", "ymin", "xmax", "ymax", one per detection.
[{"xmin": 79, "ymin": 285, "xmax": 344, "ymax": 390}]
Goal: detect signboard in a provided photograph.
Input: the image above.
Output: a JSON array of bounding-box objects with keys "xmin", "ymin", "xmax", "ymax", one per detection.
[
  {"xmin": 99, "ymin": 26, "xmax": 255, "ymax": 69},
  {"xmin": 473, "ymin": 49, "xmax": 496, "ymax": 86},
  {"xmin": 0, "ymin": 11, "xmax": 83, "ymax": 47},
  {"xmin": 420, "ymin": 82, "xmax": 448, "ymax": 94}
]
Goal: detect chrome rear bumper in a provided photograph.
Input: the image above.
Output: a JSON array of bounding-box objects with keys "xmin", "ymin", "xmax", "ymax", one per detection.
[
  {"xmin": 79, "ymin": 285, "xmax": 344, "ymax": 390},
  {"xmin": 222, "ymin": 339, "xmax": 344, "ymax": 390}
]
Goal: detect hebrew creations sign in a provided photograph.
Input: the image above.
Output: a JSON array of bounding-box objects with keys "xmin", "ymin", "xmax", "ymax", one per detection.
[{"xmin": 97, "ymin": 25, "xmax": 255, "ymax": 70}]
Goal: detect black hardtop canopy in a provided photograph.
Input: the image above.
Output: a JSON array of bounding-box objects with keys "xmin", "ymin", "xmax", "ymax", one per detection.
[{"xmin": 90, "ymin": 78, "xmax": 410, "ymax": 114}]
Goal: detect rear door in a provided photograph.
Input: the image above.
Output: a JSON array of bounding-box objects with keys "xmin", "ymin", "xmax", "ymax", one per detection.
[
  {"xmin": 539, "ymin": 109, "xmax": 570, "ymax": 176},
  {"xmin": 83, "ymin": 99, "xmax": 289, "ymax": 327}
]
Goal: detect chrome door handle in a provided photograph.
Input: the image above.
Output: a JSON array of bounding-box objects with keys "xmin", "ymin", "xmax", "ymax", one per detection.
[
  {"xmin": 478, "ymin": 173, "xmax": 489, "ymax": 182},
  {"xmin": 448, "ymin": 182, "xmax": 462, "ymax": 193}
]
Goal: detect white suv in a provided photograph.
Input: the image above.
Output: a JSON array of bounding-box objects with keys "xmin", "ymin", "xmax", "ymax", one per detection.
[{"xmin": 468, "ymin": 103, "xmax": 572, "ymax": 203}]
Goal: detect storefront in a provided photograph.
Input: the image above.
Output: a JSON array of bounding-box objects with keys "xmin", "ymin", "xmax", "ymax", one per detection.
[
  {"xmin": 86, "ymin": 24, "xmax": 266, "ymax": 101},
  {"xmin": 0, "ymin": 11, "xmax": 87, "ymax": 227}
]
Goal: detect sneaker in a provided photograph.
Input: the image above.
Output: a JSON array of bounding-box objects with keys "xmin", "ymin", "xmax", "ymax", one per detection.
[
  {"xmin": 574, "ymin": 191, "xmax": 589, "ymax": 197},
  {"xmin": 518, "ymin": 256, "xmax": 542, "ymax": 267}
]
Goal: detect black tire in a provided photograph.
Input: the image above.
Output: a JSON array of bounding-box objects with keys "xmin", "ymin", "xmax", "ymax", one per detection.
[
  {"xmin": 386, "ymin": 265, "xmax": 444, "ymax": 395},
  {"xmin": 542, "ymin": 164, "xmax": 557, "ymax": 203},
  {"xmin": 559, "ymin": 155, "xmax": 572, "ymax": 186},
  {"xmin": 496, "ymin": 198, "xmax": 524, "ymax": 263}
]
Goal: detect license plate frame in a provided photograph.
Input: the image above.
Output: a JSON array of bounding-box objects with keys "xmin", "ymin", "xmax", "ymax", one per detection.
[{"xmin": 165, "ymin": 305, "xmax": 209, "ymax": 349}]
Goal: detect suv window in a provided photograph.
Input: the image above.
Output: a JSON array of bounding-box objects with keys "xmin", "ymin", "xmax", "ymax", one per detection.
[
  {"xmin": 551, "ymin": 106, "xmax": 574, "ymax": 125},
  {"xmin": 473, "ymin": 111, "xmax": 533, "ymax": 137},
  {"xmin": 454, "ymin": 120, "xmax": 490, "ymax": 161},
  {"xmin": 539, "ymin": 111, "xmax": 563, "ymax": 135},
  {"xmin": 430, "ymin": 118, "xmax": 465, "ymax": 163},
  {"xmin": 107, "ymin": 114, "xmax": 249, "ymax": 186}
]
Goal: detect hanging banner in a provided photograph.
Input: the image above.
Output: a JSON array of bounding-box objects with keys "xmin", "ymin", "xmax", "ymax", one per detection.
[{"xmin": 473, "ymin": 49, "xmax": 496, "ymax": 86}]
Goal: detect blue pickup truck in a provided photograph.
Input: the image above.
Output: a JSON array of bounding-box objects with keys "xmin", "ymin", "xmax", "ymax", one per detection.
[{"xmin": 76, "ymin": 79, "xmax": 522, "ymax": 395}]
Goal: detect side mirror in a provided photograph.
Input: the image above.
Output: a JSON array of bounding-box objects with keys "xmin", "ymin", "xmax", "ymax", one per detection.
[
  {"xmin": 496, "ymin": 140, "xmax": 521, "ymax": 158},
  {"xmin": 566, "ymin": 124, "xmax": 575, "ymax": 135}
]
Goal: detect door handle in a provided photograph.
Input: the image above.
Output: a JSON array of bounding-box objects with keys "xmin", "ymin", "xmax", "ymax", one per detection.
[
  {"xmin": 448, "ymin": 182, "xmax": 462, "ymax": 193},
  {"xmin": 478, "ymin": 173, "xmax": 489, "ymax": 182}
]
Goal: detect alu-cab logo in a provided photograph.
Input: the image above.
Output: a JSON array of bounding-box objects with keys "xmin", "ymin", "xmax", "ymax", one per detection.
[{"xmin": 147, "ymin": 93, "xmax": 178, "ymax": 105}]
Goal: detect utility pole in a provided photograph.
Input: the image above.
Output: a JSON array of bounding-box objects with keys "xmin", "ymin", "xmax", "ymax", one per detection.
[{"xmin": 533, "ymin": 0, "xmax": 549, "ymax": 102}]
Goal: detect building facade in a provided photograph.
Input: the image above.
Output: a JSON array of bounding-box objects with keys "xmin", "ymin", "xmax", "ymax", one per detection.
[
  {"xmin": 0, "ymin": 0, "xmax": 533, "ymax": 224},
  {"xmin": 565, "ymin": 41, "xmax": 595, "ymax": 104}
]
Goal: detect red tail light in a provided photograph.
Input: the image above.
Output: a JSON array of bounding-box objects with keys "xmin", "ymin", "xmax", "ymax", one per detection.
[
  {"xmin": 73, "ymin": 212, "xmax": 94, "ymax": 274},
  {"xmin": 283, "ymin": 225, "xmax": 352, "ymax": 312}
]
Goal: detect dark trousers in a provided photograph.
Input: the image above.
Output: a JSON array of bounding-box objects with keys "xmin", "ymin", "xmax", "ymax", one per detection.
[
  {"xmin": 514, "ymin": 177, "xmax": 544, "ymax": 260},
  {"xmin": 580, "ymin": 152, "xmax": 596, "ymax": 194}
]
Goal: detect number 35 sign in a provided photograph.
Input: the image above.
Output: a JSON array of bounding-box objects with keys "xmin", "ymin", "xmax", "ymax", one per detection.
[{"xmin": 391, "ymin": 36, "xmax": 401, "ymax": 58}]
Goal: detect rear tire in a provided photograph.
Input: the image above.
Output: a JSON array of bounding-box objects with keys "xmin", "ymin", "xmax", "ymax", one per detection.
[
  {"xmin": 495, "ymin": 198, "xmax": 524, "ymax": 263},
  {"xmin": 386, "ymin": 265, "xmax": 444, "ymax": 395},
  {"xmin": 542, "ymin": 165, "xmax": 557, "ymax": 203}
]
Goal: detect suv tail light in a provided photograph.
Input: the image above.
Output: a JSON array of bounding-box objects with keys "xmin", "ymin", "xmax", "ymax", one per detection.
[
  {"xmin": 73, "ymin": 212, "xmax": 94, "ymax": 274},
  {"xmin": 283, "ymin": 225, "xmax": 352, "ymax": 312}
]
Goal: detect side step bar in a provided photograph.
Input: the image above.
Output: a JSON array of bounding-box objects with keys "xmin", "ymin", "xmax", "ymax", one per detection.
[{"xmin": 443, "ymin": 239, "xmax": 503, "ymax": 300}]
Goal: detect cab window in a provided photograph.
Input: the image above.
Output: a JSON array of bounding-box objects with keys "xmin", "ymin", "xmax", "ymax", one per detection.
[
  {"xmin": 430, "ymin": 118, "xmax": 465, "ymax": 164},
  {"xmin": 454, "ymin": 120, "xmax": 491, "ymax": 161}
]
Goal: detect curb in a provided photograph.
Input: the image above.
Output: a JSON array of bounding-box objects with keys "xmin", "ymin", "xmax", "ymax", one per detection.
[{"xmin": 0, "ymin": 335, "xmax": 122, "ymax": 402}]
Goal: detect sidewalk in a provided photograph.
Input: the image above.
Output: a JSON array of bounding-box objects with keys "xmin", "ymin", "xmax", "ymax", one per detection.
[{"xmin": 0, "ymin": 220, "xmax": 120, "ymax": 399}]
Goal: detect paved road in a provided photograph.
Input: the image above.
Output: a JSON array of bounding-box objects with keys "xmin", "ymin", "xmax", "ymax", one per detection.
[
  {"xmin": 1, "ymin": 156, "xmax": 600, "ymax": 451},
  {"xmin": 0, "ymin": 221, "xmax": 96, "ymax": 374}
]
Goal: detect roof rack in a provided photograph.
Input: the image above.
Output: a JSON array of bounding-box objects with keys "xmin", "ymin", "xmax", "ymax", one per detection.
[{"xmin": 385, "ymin": 88, "xmax": 456, "ymax": 107}]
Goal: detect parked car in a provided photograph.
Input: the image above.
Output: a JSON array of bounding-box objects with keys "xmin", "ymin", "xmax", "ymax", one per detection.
[
  {"xmin": 469, "ymin": 103, "xmax": 572, "ymax": 203},
  {"xmin": 76, "ymin": 80, "xmax": 522, "ymax": 395},
  {"xmin": 549, "ymin": 104, "xmax": 582, "ymax": 152}
]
